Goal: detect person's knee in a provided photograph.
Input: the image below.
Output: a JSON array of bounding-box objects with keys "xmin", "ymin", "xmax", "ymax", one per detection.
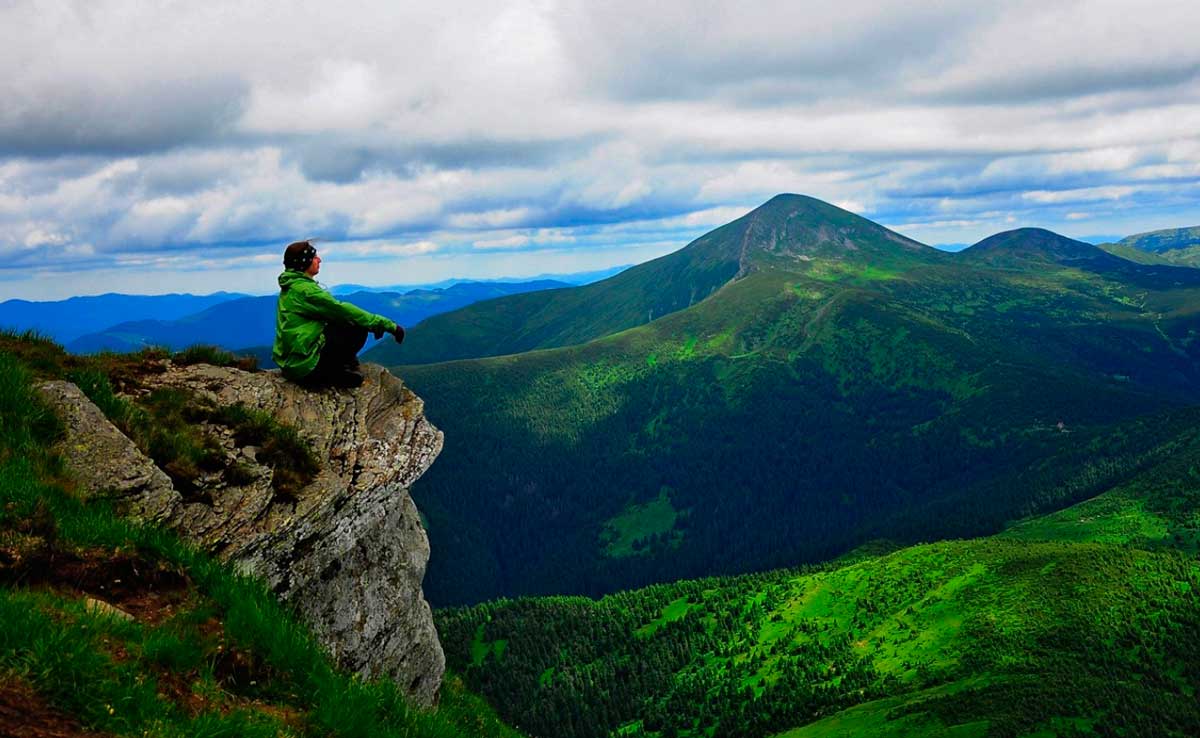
[
  {"xmin": 325, "ymin": 321, "xmax": 365, "ymax": 341},
  {"xmin": 348, "ymin": 325, "xmax": 368, "ymax": 350}
]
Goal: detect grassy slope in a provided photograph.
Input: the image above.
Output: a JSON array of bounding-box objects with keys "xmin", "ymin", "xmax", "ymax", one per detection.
[
  {"xmin": 438, "ymin": 434, "xmax": 1200, "ymax": 738},
  {"xmin": 1098, "ymin": 242, "xmax": 1174, "ymax": 266},
  {"xmin": 778, "ymin": 425, "xmax": 1200, "ymax": 738},
  {"xmin": 0, "ymin": 333, "xmax": 523, "ymax": 738},
  {"xmin": 397, "ymin": 246, "xmax": 1200, "ymax": 604}
]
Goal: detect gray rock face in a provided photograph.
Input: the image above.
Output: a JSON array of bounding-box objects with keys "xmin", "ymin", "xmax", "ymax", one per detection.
[
  {"xmin": 37, "ymin": 380, "xmax": 180, "ymax": 523},
  {"xmin": 39, "ymin": 363, "xmax": 445, "ymax": 706}
]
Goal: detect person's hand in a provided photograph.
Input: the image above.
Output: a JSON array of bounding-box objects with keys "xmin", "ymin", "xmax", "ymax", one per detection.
[{"xmin": 391, "ymin": 324, "xmax": 405, "ymax": 345}]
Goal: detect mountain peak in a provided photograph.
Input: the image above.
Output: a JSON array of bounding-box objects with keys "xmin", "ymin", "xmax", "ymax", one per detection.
[
  {"xmin": 685, "ymin": 193, "xmax": 936, "ymax": 275},
  {"xmin": 962, "ymin": 228, "xmax": 1113, "ymax": 266}
]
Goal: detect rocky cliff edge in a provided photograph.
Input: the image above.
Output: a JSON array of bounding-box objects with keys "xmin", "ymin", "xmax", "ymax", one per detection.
[{"xmin": 38, "ymin": 362, "xmax": 446, "ymax": 706}]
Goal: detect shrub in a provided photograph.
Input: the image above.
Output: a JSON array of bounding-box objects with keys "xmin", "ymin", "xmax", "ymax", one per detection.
[{"xmin": 209, "ymin": 404, "xmax": 320, "ymax": 498}]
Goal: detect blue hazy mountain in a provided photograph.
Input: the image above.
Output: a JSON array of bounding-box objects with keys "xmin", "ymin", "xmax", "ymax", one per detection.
[
  {"xmin": 0, "ymin": 292, "xmax": 251, "ymax": 344},
  {"xmin": 329, "ymin": 265, "xmax": 631, "ymax": 295}
]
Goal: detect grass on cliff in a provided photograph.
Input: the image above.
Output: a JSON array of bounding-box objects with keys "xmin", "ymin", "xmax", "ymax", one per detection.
[
  {"xmin": 0, "ymin": 342, "xmax": 523, "ymax": 737},
  {"xmin": 3, "ymin": 330, "xmax": 318, "ymax": 498},
  {"xmin": 0, "ymin": 330, "xmax": 255, "ymax": 379}
]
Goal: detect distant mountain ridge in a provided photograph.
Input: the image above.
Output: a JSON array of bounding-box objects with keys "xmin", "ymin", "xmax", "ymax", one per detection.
[
  {"xmin": 369, "ymin": 200, "xmax": 1200, "ymax": 370},
  {"xmin": 728, "ymin": 193, "xmax": 936, "ymax": 269},
  {"xmin": 65, "ymin": 280, "xmax": 569, "ymax": 354},
  {"xmin": 0, "ymin": 292, "xmax": 250, "ymax": 344},
  {"xmin": 330, "ymin": 265, "xmax": 631, "ymax": 295},
  {"xmin": 961, "ymin": 227, "xmax": 1200, "ymax": 291}
]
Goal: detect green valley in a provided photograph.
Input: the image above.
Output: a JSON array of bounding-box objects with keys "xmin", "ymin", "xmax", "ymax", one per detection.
[{"xmin": 437, "ymin": 431, "xmax": 1200, "ymax": 737}]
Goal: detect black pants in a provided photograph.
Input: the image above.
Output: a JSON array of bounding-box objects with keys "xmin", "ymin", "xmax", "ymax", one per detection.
[{"xmin": 305, "ymin": 321, "xmax": 367, "ymax": 383}]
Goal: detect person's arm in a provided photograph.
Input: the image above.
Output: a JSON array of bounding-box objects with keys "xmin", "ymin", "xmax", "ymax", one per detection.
[{"xmin": 293, "ymin": 281, "xmax": 396, "ymax": 332}]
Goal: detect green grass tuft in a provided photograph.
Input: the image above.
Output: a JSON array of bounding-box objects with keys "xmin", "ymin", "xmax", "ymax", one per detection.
[{"xmin": 174, "ymin": 344, "xmax": 259, "ymax": 372}]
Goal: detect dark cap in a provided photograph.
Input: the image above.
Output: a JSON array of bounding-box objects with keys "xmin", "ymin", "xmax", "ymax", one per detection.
[{"xmin": 283, "ymin": 240, "xmax": 317, "ymax": 271}]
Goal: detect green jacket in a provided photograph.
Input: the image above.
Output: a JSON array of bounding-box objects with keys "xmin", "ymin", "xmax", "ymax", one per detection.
[{"xmin": 272, "ymin": 270, "xmax": 396, "ymax": 379}]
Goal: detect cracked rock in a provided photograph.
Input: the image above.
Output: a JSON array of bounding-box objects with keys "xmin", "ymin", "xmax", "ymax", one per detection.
[{"xmin": 40, "ymin": 363, "xmax": 446, "ymax": 706}]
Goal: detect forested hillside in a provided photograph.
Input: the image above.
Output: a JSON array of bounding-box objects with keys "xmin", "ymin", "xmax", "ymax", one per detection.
[
  {"xmin": 392, "ymin": 196, "xmax": 1200, "ymax": 606},
  {"xmin": 437, "ymin": 428, "xmax": 1200, "ymax": 737}
]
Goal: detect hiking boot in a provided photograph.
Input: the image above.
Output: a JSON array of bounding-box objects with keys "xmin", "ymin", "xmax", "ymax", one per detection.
[
  {"xmin": 297, "ymin": 367, "xmax": 363, "ymax": 390},
  {"xmin": 328, "ymin": 368, "xmax": 364, "ymax": 388}
]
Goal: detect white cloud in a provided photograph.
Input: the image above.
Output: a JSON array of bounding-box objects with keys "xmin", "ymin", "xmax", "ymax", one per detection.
[
  {"xmin": 1023, "ymin": 186, "xmax": 1137, "ymax": 203},
  {"xmin": 833, "ymin": 199, "xmax": 866, "ymax": 214},
  {"xmin": 23, "ymin": 228, "xmax": 70, "ymax": 248},
  {"xmin": 474, "ymin": 235, "xmax": 530, "ymax": 250},
  {"xmin": 324, "ymin": 240, "xmax": 441, "ymax": 258},
  {"xmin": 448, "ymin": 208, "xmax": 539, "ymax": 229},
  {"xmin": 1044, "ymin": 148, "xmax": 1144, "ymax": 175},
  {"xmin": 473, "ymin": 228, "xmax": 576, "ymax": 251},
  {"xmin": 614, "ymin": 205, "xmax": 754, "ymax": 231},
  {"xmin": 909, "ymin": 0, "xmax": 1200, "ymax": 103}
]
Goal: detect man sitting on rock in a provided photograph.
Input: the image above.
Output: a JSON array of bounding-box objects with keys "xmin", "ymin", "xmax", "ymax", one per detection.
[{"xmin": 273, "ymin": 240, "xmax": 404, "ymax": 389}]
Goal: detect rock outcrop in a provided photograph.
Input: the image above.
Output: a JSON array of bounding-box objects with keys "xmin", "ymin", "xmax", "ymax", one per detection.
[
  {"xmin": 40, "ymin": 363, "xmax": 445, "ymax": 706},
  {"xmin": 37, "ymin": 380, "xmax": 179, "ymax": 524}
]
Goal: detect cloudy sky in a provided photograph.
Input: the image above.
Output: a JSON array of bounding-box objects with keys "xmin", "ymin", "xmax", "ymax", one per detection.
[{"xmin": 3, "ymin": 0, "xmax": 1199, "ymax": 299}]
